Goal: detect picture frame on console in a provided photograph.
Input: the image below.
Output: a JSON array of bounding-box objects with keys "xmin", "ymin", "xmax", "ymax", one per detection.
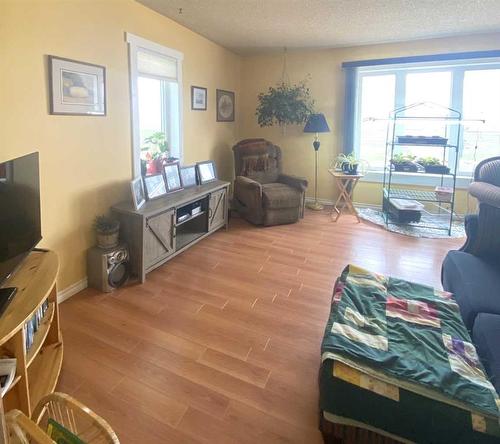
[
  {"xmin": 196, "ymin": 160, "xmax": 217, "ymax": 185},
  {"xmin": 143, "ymin": 173, "xmax": 167, "ymax": 200},
  {"xmin": 163, "ymin": 163, "xmax": 183, "ymax": 193},
  {"xmin": 180, "ymin": 165, "xmax": 198, "ymax": 188},
  {"xmin": 130, "ymin": 177, "xmax": 146, "ymax": 210}
]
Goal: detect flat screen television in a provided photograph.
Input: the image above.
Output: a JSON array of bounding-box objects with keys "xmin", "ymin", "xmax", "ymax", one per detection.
[{"xmin": 0, "ymin": 152, "xmax": 41, "ymax": 286}]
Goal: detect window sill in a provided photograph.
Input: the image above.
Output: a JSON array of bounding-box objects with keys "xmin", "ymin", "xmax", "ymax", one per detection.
[{"xmin": 360, "ymin": 171, "xmax": 474, "ymax": 189}]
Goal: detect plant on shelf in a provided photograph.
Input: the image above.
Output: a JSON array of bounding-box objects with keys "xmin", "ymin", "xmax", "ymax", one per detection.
[
  {"xmin": 335, "ymin": 153, "xmax": 361, "ymax": 175},
  {"xmin": 140, "ymin": 132, "xmax": 177, "ymax": 176},
  {"xmin": 417, "ymin": 156, "xmax": 450, "ymax": 175},
  {"xmin": 391, "ymin": 153, "xmax": 422, "ymax": 173},
  {"xmin": 255, "ymin": 79, "xmax": 315, "ymax": 130},
  {"xmin": 93, "ymin": 215, "xmax": 120, "ymax": 249}
]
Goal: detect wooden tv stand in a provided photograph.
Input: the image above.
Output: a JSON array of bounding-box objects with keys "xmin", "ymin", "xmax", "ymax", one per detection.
[
  {"xmin": 112, "ymin": 180, "xmax": 230, "ymax": 282},
  {"xmin": 0, "ymin": 250, "xmax": 62, "ymax": 417}
]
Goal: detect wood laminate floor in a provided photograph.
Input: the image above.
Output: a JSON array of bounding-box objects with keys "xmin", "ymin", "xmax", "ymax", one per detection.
[{"xmin": 58, "ymin": 209, "xmax": 462, "ymax": 443}]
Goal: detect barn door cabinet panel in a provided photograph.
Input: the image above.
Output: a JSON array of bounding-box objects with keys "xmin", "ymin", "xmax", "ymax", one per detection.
[
  {"xmin": 209, "ymin": 188, "xmax": 227, "ymax": 232},
  {"xmin": 144, "ymin": 209, "xmax": 175, "ymax": 269},
  {"xmin": 112, "ymin": 180, "xmax": 230, "ymax": 282}
]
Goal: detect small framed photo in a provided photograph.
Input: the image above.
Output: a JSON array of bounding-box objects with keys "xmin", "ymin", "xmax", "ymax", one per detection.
[
  {"xmin": 191, "ymin": 86, "xmax": 207, "ymax": 111},
  {"xmin": 180, "ymin": 165, "xmax": 198, "ymax": 188},
  {"xmin": 143, "ymin": 173, "xmax": 167, "ymax": 200},
  {"xmin": 130, "ymin": 177, "xmax": 146, "ymax": 210},
  {"xmin": 216, "ymin": 89, "xmax": 235, "ymax": 122},
  {"xmin": 48, "ymin": 55, "xmax": 106, "ymax": 116},
  {"xmin": 163, "ymin": 163, "xmax": 183, "ymax": 193},
  {"xmin": 196, "ymin": 160, "xmax": 217, "ymax": 185}
]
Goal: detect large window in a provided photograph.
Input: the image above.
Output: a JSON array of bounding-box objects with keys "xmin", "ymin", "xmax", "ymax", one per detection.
[
  {"xmin": 127, "ymin": 33, "xmax": 183, "ymax": 178},
  {"xmin": 354, "ymin": 59, "xmax": 500, "ymax": 178}
]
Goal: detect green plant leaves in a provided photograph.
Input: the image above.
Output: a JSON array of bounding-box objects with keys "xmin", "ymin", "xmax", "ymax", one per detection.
[{"xmin": 256, "ymin": 80, "xmax": 315, "ymax": 127}]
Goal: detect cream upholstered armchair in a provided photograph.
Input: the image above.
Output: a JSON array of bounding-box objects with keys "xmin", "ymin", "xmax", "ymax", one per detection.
[{"xmin": 232, "ymin": 139, "xmax": 308, "ymax": 226}]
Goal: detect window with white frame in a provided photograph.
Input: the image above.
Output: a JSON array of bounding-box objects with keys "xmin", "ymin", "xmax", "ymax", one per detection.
[
  {"xmin": 126, "ymin": 33, "xmax": 183, "ymax": 178},
  {"xmin": 354, "ymin": 59, "xmax": 500, "ymax": 177}
]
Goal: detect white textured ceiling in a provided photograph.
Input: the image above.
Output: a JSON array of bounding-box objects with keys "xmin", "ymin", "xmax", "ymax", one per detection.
[{"xmin": 137, "ymin": 0, "xmax": 500, "ymax": 54}]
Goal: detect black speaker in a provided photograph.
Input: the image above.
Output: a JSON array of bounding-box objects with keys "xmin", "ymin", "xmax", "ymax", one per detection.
[{"xmin": 87, "ymin": 243, "xmax": 129, "ymax": 292}]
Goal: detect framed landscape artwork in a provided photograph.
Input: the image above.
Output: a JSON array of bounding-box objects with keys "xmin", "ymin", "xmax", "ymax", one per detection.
[
  {"xmin": 216, "ymin": 89, "xmax": 235, "ymax": 122},
  {"xmin": 196, "ymin": 160, "xmax": 217, "ymax": 184},
  {"xmin": 48, "ymin": 55, "xmax": 106, "ymax": 115},
  {"xmin": 191, "ymin": 86, "xmax": 207, "ymax": 110},
  {"xmin": 130, "ymin": 177, "xmax": 146, "ymax": 210},
  {"xmin": 143, "ymin": 174, "xmax": 167, "ymax": 200},
  {"xmin": 180, "ymin": 165, "xmax": 198, "ymax": 188},
  {"xmin": 163, "ymin": 163, "xmax": 183, "ymax": 193}
]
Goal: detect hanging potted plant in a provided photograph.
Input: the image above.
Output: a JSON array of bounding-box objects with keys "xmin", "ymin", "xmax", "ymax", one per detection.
[
  {"xmin": 255, "ymin": 79, "xmax": 315, "ymax": 131},
  {"xmin": 93, "ymin": 215, "xmax": 120, "ymax": 249}
]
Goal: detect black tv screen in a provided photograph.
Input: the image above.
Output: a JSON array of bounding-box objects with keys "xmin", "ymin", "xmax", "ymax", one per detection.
[{"xmin": 0, "ymin": 152, "xmax": 41, "ymax": 285}]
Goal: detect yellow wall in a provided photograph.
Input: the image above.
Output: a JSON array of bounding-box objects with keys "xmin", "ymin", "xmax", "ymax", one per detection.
[
  {"xmin": 1, "ymin": 0, "xmax": 497, "ymax": 290},
  {"xmin": 0, "ymin": 0, "xmax": 241, "ymax": 289},
  {"xmin": 239, "ymin": 32, "xmax": 500, "ymax": 213}
]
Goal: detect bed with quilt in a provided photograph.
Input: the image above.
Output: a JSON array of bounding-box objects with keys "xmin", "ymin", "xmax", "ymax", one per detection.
[{"xmin": 319, "ymin": 265, "xmax": 500, "ymax": 443}]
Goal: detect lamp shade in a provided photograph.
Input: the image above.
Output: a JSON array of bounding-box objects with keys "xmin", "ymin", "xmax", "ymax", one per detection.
[{"xmin": 303, "ymin": 113, "xmax": 330, "ymax": 133}]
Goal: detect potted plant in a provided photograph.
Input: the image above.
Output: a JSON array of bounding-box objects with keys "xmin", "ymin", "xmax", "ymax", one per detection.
[
  {"xmin": 335, "ymin": 153, "xmax": 361, "ymax": 175},
  {"xmin": 141, "ymin": 132, "xmax": 176, "ymax": 174},
  {"xmin": 418, "ymin": 157, "xmax": 450, "ymax": 174},
  {"xmin": 255, "ymin": 79, "xmax": 315, "ymax": 130},
  {"xmin": 391, "ymin": 153, "xmax": 422, "ymax": 172},
  {"xmin": 93, "ymin": 215, "xmax": 120, "ymax": 249}
]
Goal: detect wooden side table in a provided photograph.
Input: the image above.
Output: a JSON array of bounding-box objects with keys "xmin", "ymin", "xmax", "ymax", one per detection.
[{"xmin": 328, "ymin": 169, "xmax": 364, "ymax": 222}]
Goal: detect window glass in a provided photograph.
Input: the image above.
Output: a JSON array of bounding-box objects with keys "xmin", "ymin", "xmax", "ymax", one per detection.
[
  {"xmin": 461, "ymin": 69, "xmax": 500, "ymax": 173},
  {"xmin": 358, "ymin": 74, "xmax": 395, "ymax": 169},
  {"xmin": 138, "ymin": 76, "xmax": 163, "ymax": 145},
  {"xmin": 405, "ymin": 71, "xmax": 451, "ymax": 110},
  {"xmin": 400, "ymin": 72, "xmax": 452, "ymax": 161},
  {"xmin": 355, "ymin": 64, "xmax": 500, "ymax": 176}
]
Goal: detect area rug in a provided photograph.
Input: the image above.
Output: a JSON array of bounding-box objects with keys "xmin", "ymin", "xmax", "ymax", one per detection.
[{"xmin": 356, "ymin": 207, "xmax": 466, "ymax": 239}]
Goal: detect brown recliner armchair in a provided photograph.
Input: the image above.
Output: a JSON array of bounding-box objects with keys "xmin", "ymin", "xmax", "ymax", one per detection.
[{"xmin": 232, "ymin": 139, "xmax": 307, "ymax": 226}]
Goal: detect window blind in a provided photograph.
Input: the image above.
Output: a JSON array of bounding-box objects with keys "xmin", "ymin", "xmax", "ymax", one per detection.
[{"xmin": 137, "ymin": 49, "xmax": 178, "ymax": 81}]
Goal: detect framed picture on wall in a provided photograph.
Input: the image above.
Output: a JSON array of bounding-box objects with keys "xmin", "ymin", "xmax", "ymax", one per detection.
[
  {"xmin": 143, "ymin": 173, "xmax": 167, "ymax": 200},
  {"xmin": 196, "ymin": 160, "xmax": 217, "ymax": 184},
  {"xmin": 48, "ymin": 55, "xmax": 106, "ymax": 115},
  {"xmin": 130, "ymin": 177, "xmax": 146, "ymax": 210},
  {"xmin": 216, "ymin": 89, "xmax": 235, "ymax": 122},
  {"xmin": 163, "ymin": 163, "xmax": 183, "ymax": 193},
  {"xmin": 180, "ymin": 165, "xmax": 198, "ymax": 188},
  {"xmin": 191, "ymin": 86, "xmax": 207, "ymax": 110}
]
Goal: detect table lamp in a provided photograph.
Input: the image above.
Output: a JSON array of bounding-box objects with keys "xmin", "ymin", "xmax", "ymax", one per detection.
[{"xmin": 304, "ymin": 113, "xmax": 330, "ymax": 210}]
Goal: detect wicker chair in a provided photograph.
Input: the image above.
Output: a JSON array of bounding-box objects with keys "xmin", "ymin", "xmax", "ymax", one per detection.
[
  {"xmin": 6, "ymin": 392, "xmax": 119, "ymax": 444},
  {"xmin": 461, "ymin": 156, "xmax": 500, "ymax": 262},
  {"xmin": 5, "ymin": 410, "xmax": 53, "ymax": 444}
]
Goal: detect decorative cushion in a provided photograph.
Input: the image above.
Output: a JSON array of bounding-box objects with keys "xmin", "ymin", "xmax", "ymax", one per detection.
[
  {"xmin": 261, "ymin": 183, "xmax": 301, "ymax": 209},
  {"xmin": 442, "ymin": 250, "xmax": 500, "ymax": 330}
]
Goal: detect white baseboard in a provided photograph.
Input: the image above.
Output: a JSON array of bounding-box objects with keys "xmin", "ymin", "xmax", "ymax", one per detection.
[
  {"xmin": 305, "ymin": 197, "xmax": 380, "ymax": 209},
  {"xmin": 57, "ymin": 278, "xmax": 87, "ymax": 304},
  {"xmin": 305, "ymin": 197, "xmax": 334, "ymax": 205}
]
